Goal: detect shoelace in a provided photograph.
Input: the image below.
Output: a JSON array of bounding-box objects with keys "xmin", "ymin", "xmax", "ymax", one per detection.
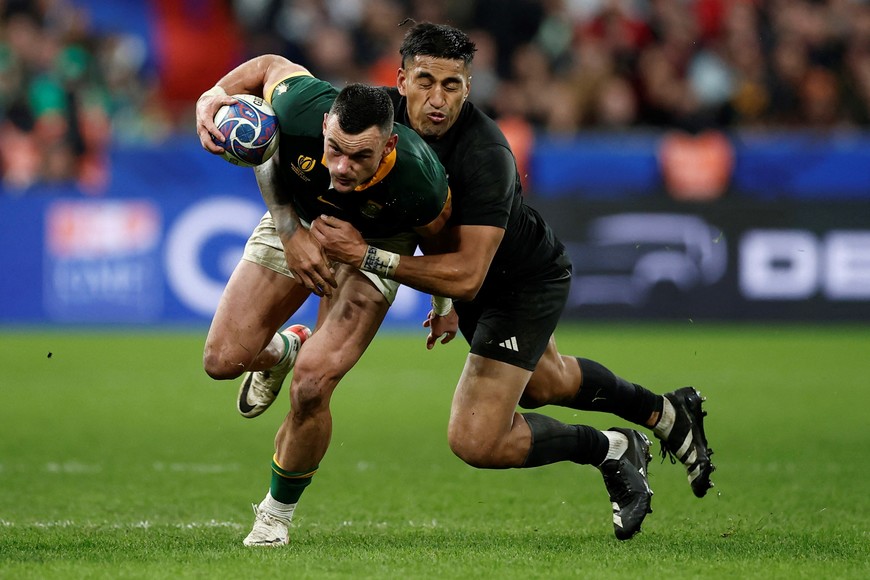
[
  {"xmin": 251, "ymin": 505, "xmax": 288, "ymax": 528},
  {"xmin": 659, "ymin": 444, "xmax": 679, "ymax": 466},
  {"xmin": 660, "ymin": 440, "xmax": 715, "ymax": 467},
  {"xmin": 256, "ymin": 511, "xmax": 281, "ymax": 526},
  {"xmin": 250, "ymin": 370, "xmax": 275, "ymax": 398}
]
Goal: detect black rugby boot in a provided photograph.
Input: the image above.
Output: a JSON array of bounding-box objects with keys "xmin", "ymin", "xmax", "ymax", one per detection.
[
  {"xmin": 659, "ymin": 387, "xmax": 716, "ymax": 498},
  {"xmin": 599, "ymin": 428, "xmax": 653, "ymax": 541}
]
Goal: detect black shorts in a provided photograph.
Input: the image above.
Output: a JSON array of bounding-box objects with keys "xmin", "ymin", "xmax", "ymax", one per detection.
[{"xmin": 454, "ymin": 267, "xmax": 572, "ymax": 371}]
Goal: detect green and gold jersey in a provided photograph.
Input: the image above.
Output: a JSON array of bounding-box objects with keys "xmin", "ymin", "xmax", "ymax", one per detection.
[{"xmin": 267, "ymin": 74, "xmax": 449, "ymax": 239}]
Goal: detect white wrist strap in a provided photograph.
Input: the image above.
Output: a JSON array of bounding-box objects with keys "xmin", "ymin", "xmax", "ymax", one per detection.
[
  {"xmin": 361, "ymin": 245, "xmax": 400, "ymax": 278},
  {"xmin": 431, "ymin": 295, "xmax": 453, "ymax": 317}
]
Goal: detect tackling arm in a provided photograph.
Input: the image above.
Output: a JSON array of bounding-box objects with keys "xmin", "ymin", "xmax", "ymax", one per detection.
[
  {"xmin": 396, "ymin": 224, "xmax": 503, "ymax": 301},
  {"xmin": 312, "ymin": 214, "xmax": 503, "ymax": 301}
]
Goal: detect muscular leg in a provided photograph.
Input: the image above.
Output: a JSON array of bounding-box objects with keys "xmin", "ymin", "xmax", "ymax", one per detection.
[
  {"xmin": 242, "ymin": 265, "xmax": 392, "ymax": 546},
  {"xmin": 521, "ymin": 335, "xmax": 663, "ymax": 429},
  {"xmin": 449, "ymin": 353, "xmax": 654, "ymax": 540},
  {"xmin": 274, "ymin": 264, "xmax": 390, "ymax": 471},
  {"xmin": 519, "ymin": 335, "xmax": 581, "ymax": 408},
  {"xmin": 203, "ymin": 260, "xmax": 310, "ymax": 380},
  {"xmin": 447, "ymin": 354, "xmax": 610, "ymax": 469},
  {"xmin": 448, "ymin": 354, "xmax": 534, "ymax": 467}
]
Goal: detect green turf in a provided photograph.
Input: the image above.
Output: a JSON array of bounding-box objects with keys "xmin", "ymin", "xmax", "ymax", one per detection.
[{"xmin": 1, "ymin": 323, "xmax": 868, "ymax": 579}]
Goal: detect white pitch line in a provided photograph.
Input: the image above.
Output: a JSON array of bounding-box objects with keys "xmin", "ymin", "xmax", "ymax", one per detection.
[
  {"xmin": 151, "ymin": 462, "xmax": 241, "ymax": 473},
  {"xmin": 0, "ymin": 519, "xmax": 244, "ymax": 530},
  {"xmin": 1, "ymin": 462, "xmax": 242, "ymax": 474}
]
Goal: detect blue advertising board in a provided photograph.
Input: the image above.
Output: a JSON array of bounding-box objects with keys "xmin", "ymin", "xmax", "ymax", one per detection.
[
  {"xmin": 0, "ymin": 174, "xmax": 435, "ymax": 329},
  {"xmin": 3, "ymin": 136, "xmax": 870, "ymax": 326}
]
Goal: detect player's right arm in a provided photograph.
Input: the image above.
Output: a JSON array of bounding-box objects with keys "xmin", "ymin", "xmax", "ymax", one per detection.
[
  {"xmin": 313, "ymin": 143, "xmax": 511, "ymax": 301},
  {"xmin": 195, "ymin": 55, "xmax": 308, "ymax": 155},
  {"xmin": 195, "ymin": 55, "xmax": 335, "ymax": 296},
  {"xmin": 254, "ymin": 156, "xmax": 337, "ymax": 297}
]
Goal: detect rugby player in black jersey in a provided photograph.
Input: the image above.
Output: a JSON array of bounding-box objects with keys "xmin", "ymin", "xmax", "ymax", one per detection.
[
  {"xmin": 312, "ymin": 22, "xmax": 716, "ymax": 541},
  {"xmin": 195, "ymin": 60, "xmax": 452, "ymax": 546}
]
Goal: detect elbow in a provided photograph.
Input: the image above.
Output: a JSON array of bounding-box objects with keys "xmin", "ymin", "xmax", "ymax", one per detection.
[
  {"xmin": 455, "ymin": 290, "xmax": 478, "ymax": 302},
  {"xmin": 452, "ymin": 273, "xmax": 484, "ymax": 302},
  {"xmin": 453, "ymin": 285, "xmax": 479, "ymax": 302},
  {"xmin": 260, "ymin": 54, "xmax": 290, "ymax": 67}
]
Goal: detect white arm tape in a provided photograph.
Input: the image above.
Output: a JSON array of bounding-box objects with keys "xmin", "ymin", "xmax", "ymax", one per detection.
[
  {"xmin": 360, "ymin": 245, "xmax": 400, "ymax": 278},
  {"xmin": 431, "ymin": 295, "xmax": 453, "ymax": 317}
]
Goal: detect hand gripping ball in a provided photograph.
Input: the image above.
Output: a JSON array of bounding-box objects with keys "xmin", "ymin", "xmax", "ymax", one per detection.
[{"xmin": 212, "ymin": 94, "xmax": 280, "ymax": 167}]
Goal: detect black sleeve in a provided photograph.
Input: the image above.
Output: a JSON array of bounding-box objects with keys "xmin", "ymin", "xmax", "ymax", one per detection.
[{"xmin": 452, "ymin": 143, "xmax": 517, "ymax": 229}]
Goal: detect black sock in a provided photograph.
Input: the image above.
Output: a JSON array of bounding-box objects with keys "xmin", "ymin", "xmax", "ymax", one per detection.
[
  {"xmin": 522, "ymin": 413, "xmax": 609, "ymax": 467},
  {"xmin": 568, "ymin": 358, "xmax": 663, "ymax": 426}
]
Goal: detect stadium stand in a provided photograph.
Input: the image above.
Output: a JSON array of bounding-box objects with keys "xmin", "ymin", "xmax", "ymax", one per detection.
[{"xmin": 2, "ymin": 0, "xmax": 870, "ymax": 197}]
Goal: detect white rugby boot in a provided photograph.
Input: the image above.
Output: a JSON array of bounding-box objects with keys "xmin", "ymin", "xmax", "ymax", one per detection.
[
  {"xmin": 242, "ymin": 503, "xmax": 290, "ymax": 547},
  {"xmin": 237, "ymin": 324, "xmax": 311, "ymax": 418}
]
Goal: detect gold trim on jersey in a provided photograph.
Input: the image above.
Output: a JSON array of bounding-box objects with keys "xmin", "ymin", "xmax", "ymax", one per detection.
[
  {"xmin": 355, "ymin": 148, "xmax": 397, "ymax": 191},
  {"xmin": 265, "ymin": 70, "xmax": 314, "ymax": 105},
  {"xmin": 318, "ymin": 148, "xmax": 397, "ymax": 192},
  {"xmin": 420, "ymin": 186, "xmax": 452, "ymax": 230}
]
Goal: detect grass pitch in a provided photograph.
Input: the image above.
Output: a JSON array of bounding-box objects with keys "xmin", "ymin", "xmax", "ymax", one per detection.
[{"xmin": 1, "ymin": 323, "xmax": 868, "ymax": 579}]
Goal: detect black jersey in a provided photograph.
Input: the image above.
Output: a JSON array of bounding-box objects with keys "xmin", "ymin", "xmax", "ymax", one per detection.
[
  {"xmin": 267, "ymin": 75, "xmax": 449, "ymax": 239},
  {"xmin": 387, "ymin": 88, "xmax": 570, "ymax": 291}
]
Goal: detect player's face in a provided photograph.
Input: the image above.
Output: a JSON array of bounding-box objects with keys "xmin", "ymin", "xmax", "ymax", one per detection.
[
  {"xmin": 322, "ymin": 113, "xmax": 398, "ymax": 193},
  {"xmin": 398, "ymin": 55, "xmax": 470, "ymax": 140}
]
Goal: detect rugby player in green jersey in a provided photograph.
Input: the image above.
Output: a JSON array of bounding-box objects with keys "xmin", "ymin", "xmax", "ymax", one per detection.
[{"xmin": 196, "ymin": 59, "xmax": 453, "ymax": 546}]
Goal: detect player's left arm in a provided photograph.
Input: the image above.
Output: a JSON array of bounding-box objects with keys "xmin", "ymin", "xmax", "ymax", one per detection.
[
  {"xmin": 311, "ymin": 213, "xmax": 503, "ymax": 301},
  {"xmin": 359, "ymin": 143, "xmax": 511, "ymax": 301},
  {"xmin": 255, "ymin": 156, "xmax": 337, "ymax": 296}
]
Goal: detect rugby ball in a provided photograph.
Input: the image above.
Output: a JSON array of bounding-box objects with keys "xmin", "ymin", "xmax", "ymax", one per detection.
[{"xmin": 213, "ymin": 94, "xmax": 279, "ymax": 167}]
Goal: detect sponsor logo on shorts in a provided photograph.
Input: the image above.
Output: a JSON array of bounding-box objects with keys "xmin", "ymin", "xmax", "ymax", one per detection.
[{"xmin": 498, "ymin": 336, "xmax": 519, "ymax": 351}]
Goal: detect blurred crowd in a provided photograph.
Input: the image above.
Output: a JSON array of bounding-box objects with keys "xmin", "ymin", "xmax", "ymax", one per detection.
[
  {"xmin": 0, "ymin": 0, "xmax": 165, "ymax": 191},
  {"xmin": 234, "ymin": 0, "xmax": 870, "ymax": 134},
  {"xmin": 3, "ymin": 0, "xmax": 870, "ymax": 191}
]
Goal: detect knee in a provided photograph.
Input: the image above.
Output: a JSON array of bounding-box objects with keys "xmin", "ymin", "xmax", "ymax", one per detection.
[
  {"xmin": 447, "ymin": 422, "xmax": 502, "ymax": 469},
  {"xmin": 202, "ymin": 343, "xmax": 249, "ymax": 381},
  {"xmin": 288, "ymin": 351, "xmax": 346, "ymax": 416}
]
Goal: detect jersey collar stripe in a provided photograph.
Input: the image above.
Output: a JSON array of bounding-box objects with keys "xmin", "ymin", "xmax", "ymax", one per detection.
[{"xmin": 317, "ymin": 148, "xmax": 398, "ymax": 192}]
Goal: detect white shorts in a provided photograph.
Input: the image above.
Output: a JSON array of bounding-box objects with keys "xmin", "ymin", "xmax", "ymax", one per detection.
[{"xmin": 241, "ymin": 212, "xmax": 417, "ymax": 304}]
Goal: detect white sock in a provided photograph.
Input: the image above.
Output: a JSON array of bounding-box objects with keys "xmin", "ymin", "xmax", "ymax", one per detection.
[
  {"xmin": 601, "ymin": 430, "xmax": 629, "ymax": 464},
  {"xmin": 273, "ymin": 332, "xmax": 291, "ymax": 367},
  {"xmin": 653, "ymin": 397, "xmax": 676, "ymax": 439},
  {"xmin": 260, "ymin": 491, "xmax": 296, "ymax": 523}
]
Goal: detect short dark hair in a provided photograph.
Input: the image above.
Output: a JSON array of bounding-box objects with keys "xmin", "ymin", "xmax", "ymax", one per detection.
[
  {"xmin": 399, "ymin": 22, "xmax": 477, "ymax": 68},
  {"xmin": 329, "ymin": 83, "xmax": 394, "ymax": 136}
]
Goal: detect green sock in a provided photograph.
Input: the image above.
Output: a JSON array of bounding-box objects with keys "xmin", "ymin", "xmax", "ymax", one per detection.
[
  {"xmin": 270, "ymin": 455, "xmax": 317, "ymax": 505},
  {"xmin": 276, "ymin": 332, "xmax": 291, "ymax": 366}
]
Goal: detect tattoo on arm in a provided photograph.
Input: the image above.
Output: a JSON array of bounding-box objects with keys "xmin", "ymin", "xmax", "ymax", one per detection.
[{"xmin": 254, "ymin": 158, "xmax": 299, "ymax": 238}]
